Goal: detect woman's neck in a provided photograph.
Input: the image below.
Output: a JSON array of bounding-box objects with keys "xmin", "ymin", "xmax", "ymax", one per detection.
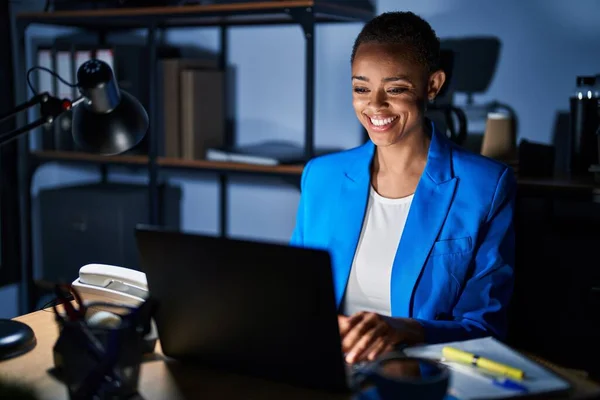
[{"xmin": 373, "ymin": 121, "xmax": 431, "ymax": 177}]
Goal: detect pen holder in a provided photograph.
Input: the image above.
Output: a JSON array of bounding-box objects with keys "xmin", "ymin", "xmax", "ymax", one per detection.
[{"xmin": 52, "ymin": 295, "xmax": 156, "ymax": 400}]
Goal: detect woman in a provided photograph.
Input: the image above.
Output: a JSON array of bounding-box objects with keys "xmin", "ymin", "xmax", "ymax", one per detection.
[{"xmin": 290, "ymin": 11, "xmax": 515, "ymax": 364}]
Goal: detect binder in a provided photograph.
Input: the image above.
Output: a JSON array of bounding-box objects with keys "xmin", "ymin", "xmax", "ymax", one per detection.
[
  {"xmin": 53, "ymin": 49, "xmax": 74, "ymax": 150},
  {"xmin": 36, "ymin": 47, "xmax": 55, "ymax": 150}
]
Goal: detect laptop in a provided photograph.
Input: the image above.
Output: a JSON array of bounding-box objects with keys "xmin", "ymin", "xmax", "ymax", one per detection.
[{"xmin": 134, "ymin": 226, "xmax": 354, "ymax": 392}]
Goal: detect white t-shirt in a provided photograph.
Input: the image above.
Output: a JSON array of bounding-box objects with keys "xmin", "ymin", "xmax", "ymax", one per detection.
[{"xmin": 342, "ymin": 186, "xmax": 414, "ymax": 316}]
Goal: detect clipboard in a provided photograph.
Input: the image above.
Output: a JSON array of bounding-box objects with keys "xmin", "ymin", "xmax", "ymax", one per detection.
[{"xmin": 403, "ymin": 336, "xmax": 571, "ymax": 399}]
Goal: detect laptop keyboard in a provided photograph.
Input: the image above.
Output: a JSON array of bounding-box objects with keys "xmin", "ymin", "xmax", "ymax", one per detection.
[
  {"xmin": 345, "ymin": 361, "xmax": 371, "ymax": 389},
  {"xmin": 346, "ymin": 361, "xmax": 368, "ymax": 373}
]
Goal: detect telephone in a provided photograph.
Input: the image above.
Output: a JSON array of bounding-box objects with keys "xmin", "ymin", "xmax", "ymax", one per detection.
[
  {"xmin": 72, "ymin": 263, "xmax": 149, "ymax": 307},
  {"xmin": 71, "ymin": 263, "xmax": 156, "ymax": 353}
]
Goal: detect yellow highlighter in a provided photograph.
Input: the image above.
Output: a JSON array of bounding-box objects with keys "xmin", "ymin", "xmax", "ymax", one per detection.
[{"xmin": 442, "ymin": 346, "xmax": 525, "ymax": 380}]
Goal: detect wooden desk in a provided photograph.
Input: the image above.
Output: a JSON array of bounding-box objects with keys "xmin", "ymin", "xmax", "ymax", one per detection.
[{"xmin": 1, "ymin": 309, "xmax": 599, "ymax": 400}]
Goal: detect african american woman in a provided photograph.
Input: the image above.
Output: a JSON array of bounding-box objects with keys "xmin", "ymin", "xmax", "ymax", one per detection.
[{"xmin": 290, "ymin": 12, "xmax": 516, "ymax": 365}]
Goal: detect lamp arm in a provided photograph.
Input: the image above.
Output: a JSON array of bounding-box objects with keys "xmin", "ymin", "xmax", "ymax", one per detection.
[
  {"xmin": 0, "ymin": 93, "xmax": 48, "ymax": 125},
  {"xmin": 0, "ymin": 92, "xmax": 78, "ymax": 146},
  {"xmin": 0, "ymin": 117, "xmax": 50, "ymax": 146}
]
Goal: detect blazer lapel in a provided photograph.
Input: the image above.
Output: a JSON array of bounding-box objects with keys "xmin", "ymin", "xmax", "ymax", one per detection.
[
  {"xmin": 390, "ymin": 127, "xmax": 458, "ymax": 317},
  {"xmin": 329, "ymin": 141, "xmax": 374, "ymax": 308}
]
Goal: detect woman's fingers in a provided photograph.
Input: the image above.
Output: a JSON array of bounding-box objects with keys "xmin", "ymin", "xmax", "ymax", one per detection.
[
  {"xmin": 338, "ymin": 314, "xmax": 357, "ymax": 337},
  {"xmin": 341, "ymin": 312, "xmax": 375, "ymax": 353},
  {"xmin": 345, "ymin": 316, "xmax": 387, "ymax": 363},
  {"xmin": 366, "ymin": 337, "xmax": 387, "ymax": 361}
]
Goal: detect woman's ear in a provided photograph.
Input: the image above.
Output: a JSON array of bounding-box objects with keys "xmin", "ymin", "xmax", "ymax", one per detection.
[{"xmin": 427, "ymin": 69, "xmax": 446, "ymax": 102}]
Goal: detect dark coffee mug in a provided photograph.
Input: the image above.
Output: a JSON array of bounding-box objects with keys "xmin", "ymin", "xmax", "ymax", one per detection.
[{"xmin": 353, "ymin": 354, "xmax": 450, "ymax": 400}]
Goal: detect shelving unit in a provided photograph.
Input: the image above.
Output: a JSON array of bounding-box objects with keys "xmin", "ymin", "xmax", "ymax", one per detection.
[{"xmin": 12, "ymin": 1, "xmax": 374, "ymax": 312}]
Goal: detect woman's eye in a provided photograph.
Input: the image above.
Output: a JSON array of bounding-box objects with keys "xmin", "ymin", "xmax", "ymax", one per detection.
[
  {"xmin": 388, "ymin": 87, "xmax": 408, "ymax": 94},
  {"xmin": 353, "ymin": 87, "xmax": 368, "ymax": 94}
]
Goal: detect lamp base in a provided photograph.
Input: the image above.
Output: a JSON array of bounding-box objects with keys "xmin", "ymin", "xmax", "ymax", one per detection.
[{"xmin": 0, "ymin": 319, "xmax": 36, "ymax": 361}]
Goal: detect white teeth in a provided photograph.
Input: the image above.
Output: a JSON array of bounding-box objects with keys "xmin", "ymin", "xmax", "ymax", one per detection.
[{"xmin": 370, "ymin": 116, "xmax": 397, "ymax": 126}]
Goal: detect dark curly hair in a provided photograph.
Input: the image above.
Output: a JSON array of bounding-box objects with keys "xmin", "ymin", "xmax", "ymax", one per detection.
[{"xmin": 351, "ymin": 11, "xmax": 441, "ymax": 73}]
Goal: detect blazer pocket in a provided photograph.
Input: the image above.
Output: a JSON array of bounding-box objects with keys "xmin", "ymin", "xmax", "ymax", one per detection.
[{"xmin": 431, "ymin": 236, "xmax": 472, "ymax": 257}]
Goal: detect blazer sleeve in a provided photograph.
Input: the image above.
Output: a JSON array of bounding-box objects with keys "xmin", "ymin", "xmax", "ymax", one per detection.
[
  {"xmin": 290, "ymin": 159, "xmax": 313, "ymax": 247},
  {"xmin": 416, "ymin": 166, "xmax": 516, "ymax": 343}
]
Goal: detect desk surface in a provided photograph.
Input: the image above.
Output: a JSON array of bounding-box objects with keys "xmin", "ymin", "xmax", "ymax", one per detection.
[{"xmin": 1, "ymin": 309, "xmax": 600, "ymax": 400}]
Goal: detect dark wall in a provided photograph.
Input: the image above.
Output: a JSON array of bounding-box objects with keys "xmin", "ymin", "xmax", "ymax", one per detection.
[{"xmin": 0, "ymin": 1, "xmax": 21, "ymax": 286}]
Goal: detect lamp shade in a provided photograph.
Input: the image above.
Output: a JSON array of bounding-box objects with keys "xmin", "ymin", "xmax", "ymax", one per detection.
[{"xmin": 72, "ymin": 59, "xmax": 148, "ymax": 155}]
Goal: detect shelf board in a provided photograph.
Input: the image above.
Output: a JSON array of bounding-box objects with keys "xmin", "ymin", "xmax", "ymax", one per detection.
[
  {"xmin": 30, "ymin": 150, "xmax": 304, "ymax": 177},
  {"xmin": 159, "ymin": 157, "xmax": 304, "ymax": 176},
  {"xmin": 31, "ymin": 150, "xmax": 149, "ymax": 166},
  {"xmin": 16, "ymin": 1, "xmax": 373, "ymax": 29},
  {"xmin": 517, "ymin": 178, "xmax": 598, "ymax": 189},
  {"xmin": 516, "ymin": 178, "xmax": 600, "ymax": 201}
]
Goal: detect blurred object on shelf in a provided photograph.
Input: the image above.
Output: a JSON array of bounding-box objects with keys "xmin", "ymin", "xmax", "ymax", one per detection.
[
  {"xmin": 427, "ymin": 103, "xmax": 468, "ymax": 146},
  {"xmin": 481, "ymin": 111, "xmax": 516, "ymax": 161},
  {"xmin": 440, "ymin": 37, "xmax": 501, "ymax": 105},
  {"xmin": 568, "ymin": 76, "xmax": 599, "ymax": 175}
]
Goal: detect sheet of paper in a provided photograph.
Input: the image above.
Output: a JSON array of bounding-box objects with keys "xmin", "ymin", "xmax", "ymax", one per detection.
[{"xmin": 404, "ymin": 336, "xmax": 571, "ymax": 400}]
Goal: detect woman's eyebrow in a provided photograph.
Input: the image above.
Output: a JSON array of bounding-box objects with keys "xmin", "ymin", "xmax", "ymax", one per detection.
[
  {"xmin": 382, "ymin": 75, "xmax": 413, "ymax": 83},
  {"xmin": 351, "ymin": 75, "xmax": 413, "ymax": 84}
]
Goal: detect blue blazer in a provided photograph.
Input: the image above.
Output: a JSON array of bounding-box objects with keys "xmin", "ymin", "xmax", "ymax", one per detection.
[{"xmin": 290, "ymin": 125, "xmax": 516, "ymax": 344}]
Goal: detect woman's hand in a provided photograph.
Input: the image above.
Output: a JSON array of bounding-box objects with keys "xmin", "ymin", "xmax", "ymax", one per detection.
[{"xmin": 338, "ymin": 312, "xmax": 425, "ymax": 364}]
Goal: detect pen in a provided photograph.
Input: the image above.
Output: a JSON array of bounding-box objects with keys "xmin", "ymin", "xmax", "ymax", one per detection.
[
  {"xmin": 492, "ymin": 377, "xmax": 528, "ymax": 392},
  {"xmin": 442, "ymin": 346, "xmax": 525, "ymax": 380}
]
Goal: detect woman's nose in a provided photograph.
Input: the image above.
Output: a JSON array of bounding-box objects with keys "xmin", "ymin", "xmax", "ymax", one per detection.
[{"xmin": 368, "ymin": 89, "xmax": 388, "ymax": 109}]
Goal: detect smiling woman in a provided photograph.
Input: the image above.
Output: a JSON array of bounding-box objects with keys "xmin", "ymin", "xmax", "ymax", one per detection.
[{"xmin": 290, "ymin": 11, "xmax": 516, "ymax": 365}]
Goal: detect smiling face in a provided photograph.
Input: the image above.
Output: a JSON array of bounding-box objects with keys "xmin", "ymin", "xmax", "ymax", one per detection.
[{"xmin": 351, "ymin": 42, "xmax": 445, "ymax": 148}]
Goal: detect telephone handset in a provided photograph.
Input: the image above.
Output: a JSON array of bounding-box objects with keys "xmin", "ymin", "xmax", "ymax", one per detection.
[{"xmin": 72, "ymin": 263, "xmax": 149, "ymax": 307}]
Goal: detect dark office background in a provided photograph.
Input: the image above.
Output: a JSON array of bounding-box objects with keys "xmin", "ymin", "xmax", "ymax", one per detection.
[
  {"xmin": 1, "ymin": 0, "xmax": 599, "ymax": 381},
  {"xmin": 0, "ymin": 1, "xmax": 20, "ymax": 291}
]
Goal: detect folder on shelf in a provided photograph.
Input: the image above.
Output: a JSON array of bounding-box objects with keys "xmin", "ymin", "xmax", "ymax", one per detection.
[
  {"xmin": 36, "ymin": 47, "xmax": 55, "ymax": 150},
  {"xmin": 404, "ymin": 336, "xmax": 571, "ymax": 399},
  {"xmin": 160, "ymin": 58, "xmax": 219, "ymax": 159},
  {"xmin": 180, "ymin": 67, "xmax": 225, "ymax": 161},
  {"xmin": 35, "ymin": 47, "xmax": 75, "ymax": 151},
  {"xmin": 95, "ymin": 48, "xmax": 114, "ymax": 71}
]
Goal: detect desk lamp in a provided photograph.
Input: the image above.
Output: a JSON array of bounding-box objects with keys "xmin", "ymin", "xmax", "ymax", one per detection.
[{"xmin": 0, "ymin": 59, "xmax": 148, "ymax": 361}]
